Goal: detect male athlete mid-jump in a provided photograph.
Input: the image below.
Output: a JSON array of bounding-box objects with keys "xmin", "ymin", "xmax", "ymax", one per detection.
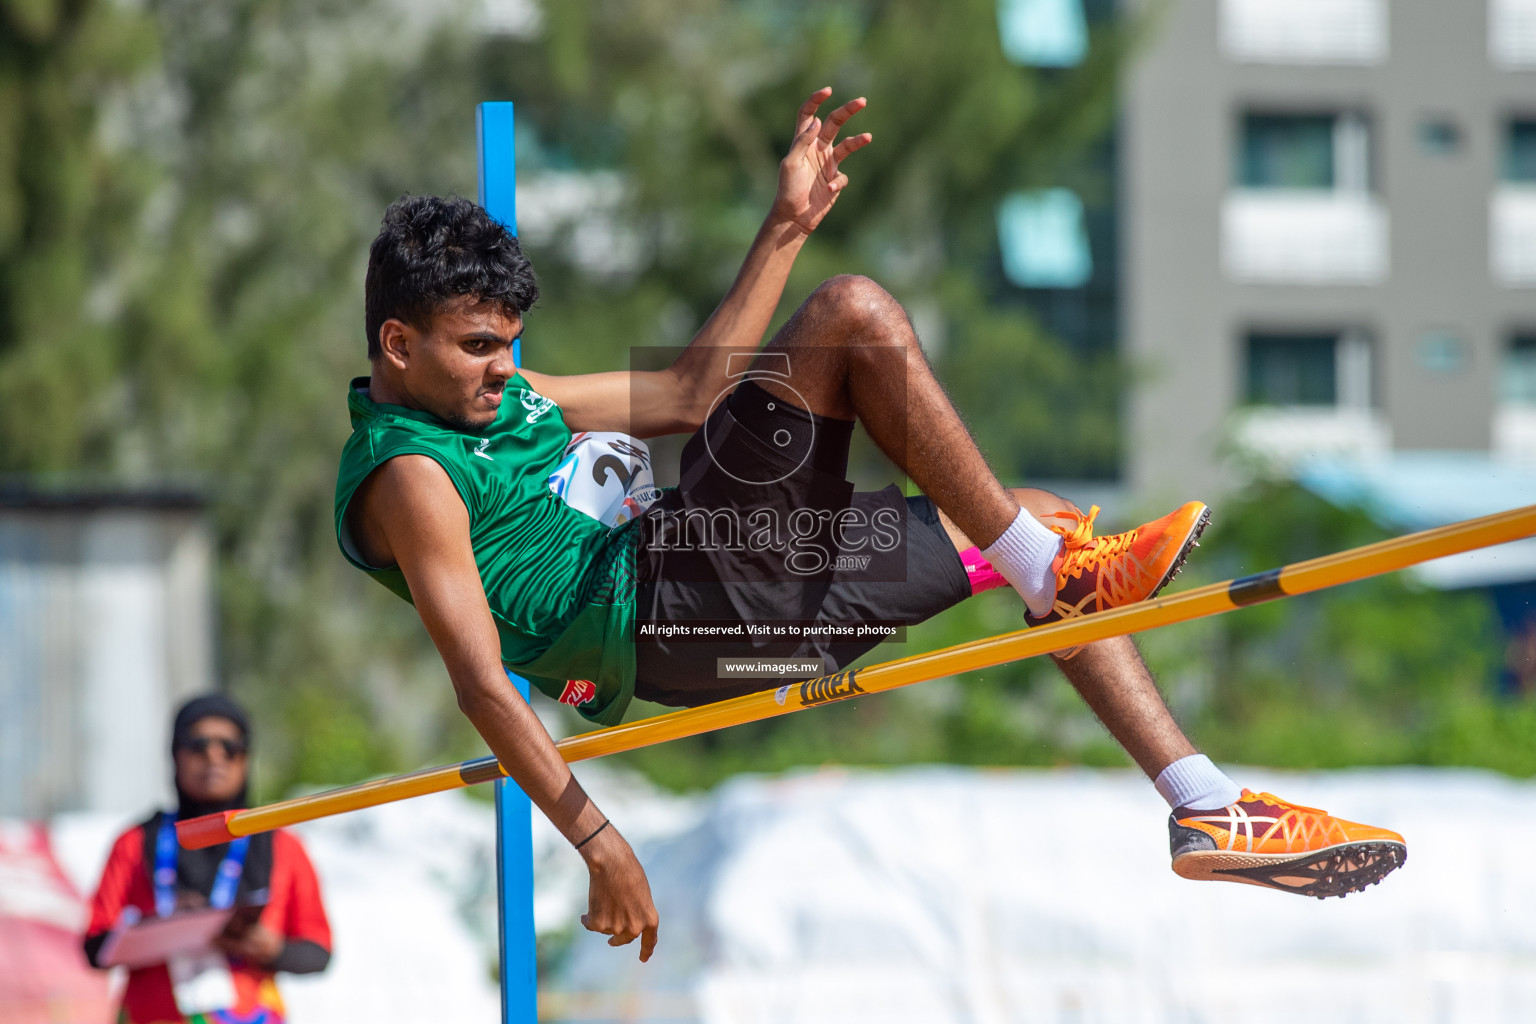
[{"xmin": 335, "ymin": 90, "xmax": 1406, "ymax": 961}]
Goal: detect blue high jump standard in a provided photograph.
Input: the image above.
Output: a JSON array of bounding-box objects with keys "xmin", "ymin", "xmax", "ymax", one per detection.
[{"xmin": 476, "ymin": 101, "xmax": 537, "ymax": 1024}]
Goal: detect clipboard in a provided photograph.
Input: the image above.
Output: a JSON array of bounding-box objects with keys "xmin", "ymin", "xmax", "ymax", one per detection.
[{"xmin": 96, "ymin": 896, "xmax": 267, "ymax": 970}]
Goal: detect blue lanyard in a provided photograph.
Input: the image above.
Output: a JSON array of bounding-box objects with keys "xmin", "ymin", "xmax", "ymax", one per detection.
[{"xmin": 153, "ymin": 813, "xmax": 250, "ymax": 919}]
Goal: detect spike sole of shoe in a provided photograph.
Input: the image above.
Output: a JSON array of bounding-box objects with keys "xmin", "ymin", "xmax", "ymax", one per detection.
[
  {"xmin": 1148, "ymin": 504, "xmax": 1212, "ymax": 600},
  {"xmin": 1035, "ymin": 505, "xmax": 1213, "ymax": 658},
  {"xmin": 1172, "ymin": 841, "xmax": 1407, "ymax": 900}
]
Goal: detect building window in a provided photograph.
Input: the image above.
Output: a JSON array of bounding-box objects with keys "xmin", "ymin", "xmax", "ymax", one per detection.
[
  {"xmin": 997, "ymin": 0, "xmax": 1087, "ymax": 68},
  {"xmin": 996, "ymin": 188, "xmax": 1093, "ymax": 288},
  {"xmin": 1245, "ymin": 331, "xmax": 1372, "ymax": 407},
  {"xmin": 1233, "ymin": 331, "xmax": 1385, "ymax": 464},
  {"xmin": 1505, "ymin": 335, "xmax": 1536, "ymax": 404},
  {"xmin": 1504, "ymin": 119, "xmax": 1536, "ymax": 183},
  {"xmin": 1496, "ymin": 333, "xmax": 1536, "ymax": 462},
  {"xmin": 1221, "ymin": 0, "xmax": 1385, "ymax": 65},
  {"xmin": 1240, "ymin": 115, "xmax": 1334, "ymax": 189},
  {"xmin": 1494, "ymin": 121, "xmax": 1536, "ymax": 286},
  {"xmin": 1247, "ymin": 334, "xmax": 1336, "ymax": 405},
  {"xmin": 1226, "ymin": 112, "xmax": 1383, "ymax": 283},
  {"xmin": 1238, "ymin": 112, "xmax": 1371, "ymax": 192}
]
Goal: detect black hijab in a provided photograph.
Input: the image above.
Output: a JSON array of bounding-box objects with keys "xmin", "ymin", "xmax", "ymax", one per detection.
[
  {"xmin": 171, "ymin": 694, "xmax": 252, "ymax": 819},
  {"xmin": 144, "ymin": 693, "xmax": 273, "ymax": 900}
]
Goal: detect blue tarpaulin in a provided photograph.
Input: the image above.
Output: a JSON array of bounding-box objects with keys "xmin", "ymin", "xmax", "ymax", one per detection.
[{"xmin": 1296, "ymin": 453, "xmax": 1536, "ymax": 589}]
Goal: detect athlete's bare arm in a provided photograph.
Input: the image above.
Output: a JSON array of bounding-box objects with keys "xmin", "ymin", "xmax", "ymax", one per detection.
[
  {"xmin": 521, "ymin": 88, "xmax": 872, "ymax": 438},
  {"xmin": 348, "ymin": 454, "xmax": 658, "ymax": 960}
]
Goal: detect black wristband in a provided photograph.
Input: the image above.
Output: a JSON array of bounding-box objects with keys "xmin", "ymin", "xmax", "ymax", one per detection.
[{"xmin": 573, "ymin": 819, "xmax": 611, "ymax": 851}]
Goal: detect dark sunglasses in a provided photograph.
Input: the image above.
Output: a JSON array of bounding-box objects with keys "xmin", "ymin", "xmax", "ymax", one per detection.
[{"xmin": 180, "ymin": 737, "xmax": 247, "ymax": 758}]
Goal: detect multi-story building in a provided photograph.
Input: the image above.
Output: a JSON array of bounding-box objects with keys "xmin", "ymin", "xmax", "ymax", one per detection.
[{"xmin": 1124, "ymin": 0, "xmax": 1536, "ymax": 503}]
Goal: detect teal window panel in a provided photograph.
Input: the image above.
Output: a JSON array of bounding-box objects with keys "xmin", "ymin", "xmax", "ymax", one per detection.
[
  {"xmin": 997, "ymin": 188, "xmax": 1093, "ymax": 289},
  {"xmin": 1240, "ymin": 114, "xmax": 1336, "ymax": 189},
  {"xmin": 1504, "ymin": 120, "xmax": 1536, "ymax": 183},
  {"xmin": 1506, "ymin": 336, "xmax": 1536, "ymax": 405},
  {"xmin": 997, "ymin": 0, "xmax": 1088, "ymax": 67},
  {"xmin": 1246, "ymin": 332, "xmax": 1338, "ymax": 406}
]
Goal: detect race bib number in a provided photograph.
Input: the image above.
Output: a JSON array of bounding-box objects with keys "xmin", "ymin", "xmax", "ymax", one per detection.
[{"xmin": 547, "ymin": 432, "xmax": 660, "ymax": 528}]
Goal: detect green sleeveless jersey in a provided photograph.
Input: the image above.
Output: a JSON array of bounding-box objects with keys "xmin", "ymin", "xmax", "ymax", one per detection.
[{"xmin": 334, "ymin": 376, "xmax": 638, "ymax": 726}]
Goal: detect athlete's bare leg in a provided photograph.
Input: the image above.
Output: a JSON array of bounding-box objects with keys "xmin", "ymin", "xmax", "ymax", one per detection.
[
  {"xmin": 936, "ymin": 489, "xmax": 1198, "ymax": 779},
  {"xmin": 755, "ymin": 276, "xmax": 1198, "ymax": 779},
  {"xmin": 751, "ymin": 274, "xmax": 1023, "ymax": 552}
]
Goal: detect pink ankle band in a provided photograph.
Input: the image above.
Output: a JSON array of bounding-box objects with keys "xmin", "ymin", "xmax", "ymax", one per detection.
[{"xmin": 957, "ymin": 546, "xmax": 1009, "ymax": 595}]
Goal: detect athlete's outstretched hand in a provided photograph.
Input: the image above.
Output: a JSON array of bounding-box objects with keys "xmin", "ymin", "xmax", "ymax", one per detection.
[
  {"xmin": 772, "ymin": 87, "xmax": 872, "ymax": 236},
  {"xmin": 579, "ymin": 825, "xmax": 659, "ymax": 962}
]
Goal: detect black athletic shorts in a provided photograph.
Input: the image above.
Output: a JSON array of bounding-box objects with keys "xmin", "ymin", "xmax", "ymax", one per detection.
[{"xmin": 633, "ymin": 380, "xmax": 973, "ymax": 706}]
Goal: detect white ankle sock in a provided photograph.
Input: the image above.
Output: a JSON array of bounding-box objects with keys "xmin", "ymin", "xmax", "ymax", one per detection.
[
  {"xmin": 1154, "ymin": 754, "xmax": 1243, "ymax": 811},
  {"xmin": 981, "ymin": 509, "xmax": 1064, "ymax": 618}
]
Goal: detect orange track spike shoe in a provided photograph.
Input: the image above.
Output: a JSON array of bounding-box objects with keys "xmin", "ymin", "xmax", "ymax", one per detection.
[
  {"xmin": 1025, "ymin": 501, "xmax": 1211, "ymax": 656},
  {"xmin": 1170, "ymin": 790, "xmax": 1407, "ymax": 899}
]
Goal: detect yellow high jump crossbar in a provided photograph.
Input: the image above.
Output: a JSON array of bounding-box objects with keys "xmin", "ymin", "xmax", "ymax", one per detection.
[{"xmin": 179, "ymin": 502, "xmax": 1536, "ymax": 850}]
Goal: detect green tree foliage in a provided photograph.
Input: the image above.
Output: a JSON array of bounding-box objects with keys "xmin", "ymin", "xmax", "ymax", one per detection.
[
  {"xmin": 474, "ymin": 0, "xmax": 1129, "ymax": 481},
  {"xmin": 15, "ymin": 0, "xmax": 1504, "ymax": 798},
  {"xmin": 0, "ymin": 0, "xmax": 159, "ymax": 468},
  {"xmin": 2, "ymin": 0, "xmax": 497, "ymax": 795},
  {"xmin": 1137, "ymin": 482, "xmax": 1521, "ymax": 774},
  {"xmin": 3, "ymin": 0, "xmax": 1131, "ymax": 794},
  {"xmin": 625, "ymin": 481, "xmax": 1522, "ymax": 791}
]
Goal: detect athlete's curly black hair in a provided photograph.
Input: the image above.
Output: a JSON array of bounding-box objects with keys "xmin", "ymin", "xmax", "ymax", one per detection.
[{"xmin": 364, "ymin": 194, "xmax": 539, "ymax": 359}]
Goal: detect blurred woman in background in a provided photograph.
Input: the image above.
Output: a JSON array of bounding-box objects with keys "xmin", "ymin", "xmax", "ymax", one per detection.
[{"xmin": 83, "ymin": 695, "xmax": 332, "ymax": 1024}]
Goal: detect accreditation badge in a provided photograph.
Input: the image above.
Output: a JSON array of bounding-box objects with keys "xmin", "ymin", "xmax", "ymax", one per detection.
[{"xmin": 168, "ymin": 948, "xmax": 238, "ymax": 1016}]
